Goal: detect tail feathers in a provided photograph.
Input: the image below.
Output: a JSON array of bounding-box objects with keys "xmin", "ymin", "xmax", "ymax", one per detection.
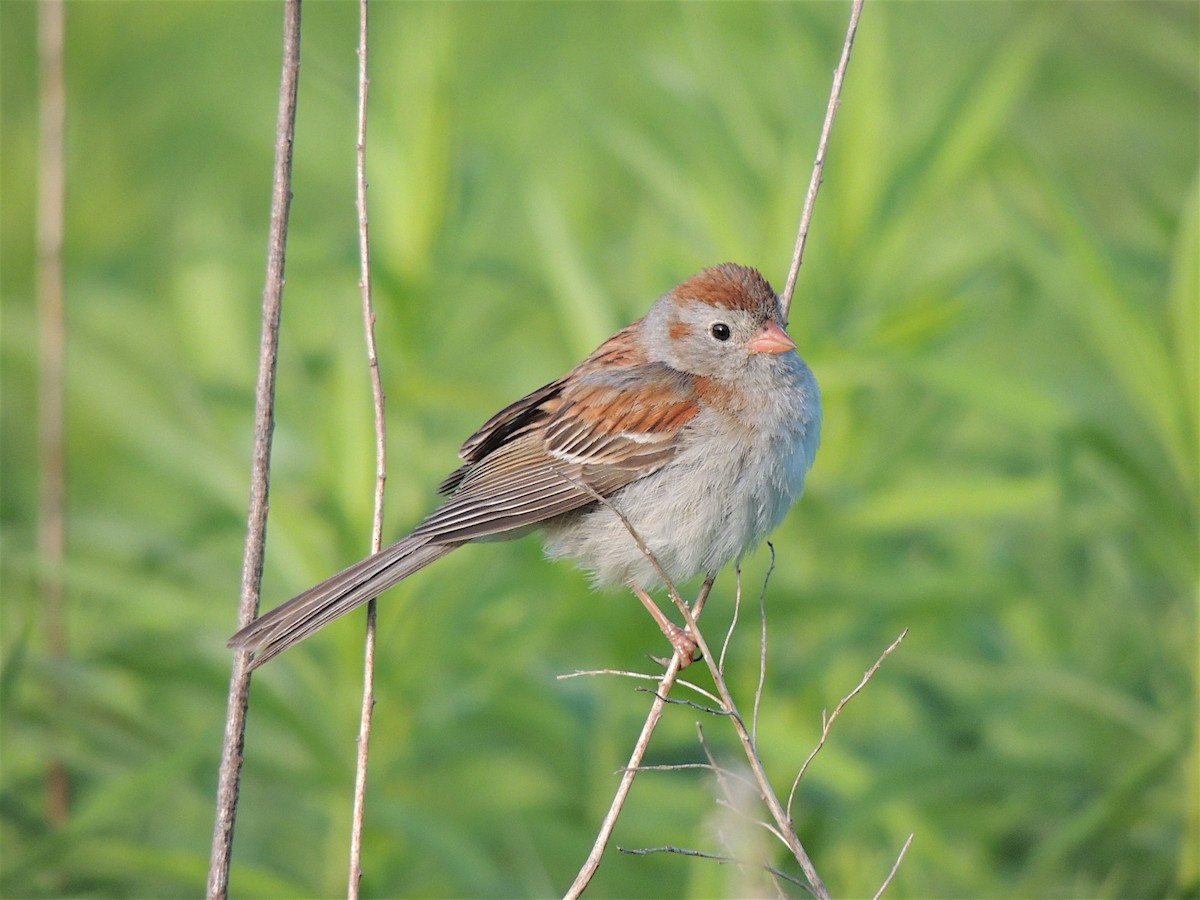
[{"xmin": 229, "ymin": 534, "xmax": 459, "ymax": 670}]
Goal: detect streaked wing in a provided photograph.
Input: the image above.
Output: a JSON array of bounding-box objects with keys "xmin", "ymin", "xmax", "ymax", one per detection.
[
  {"xmin": 416, "ymin": 363, "xmax": 699, "ymax": 544},
  {"xmin": 544, "ymin": 365, "xmax": 698, "ymax": 475},
  {"xmin": 439, "ymin": 377, "xmax": 567, "ymax": 494}
]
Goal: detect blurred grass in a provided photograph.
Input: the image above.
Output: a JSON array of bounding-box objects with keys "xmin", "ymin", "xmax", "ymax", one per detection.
[{"xmin": 1, "ymin": 2, "xmax": 1196, "ymax": 897}]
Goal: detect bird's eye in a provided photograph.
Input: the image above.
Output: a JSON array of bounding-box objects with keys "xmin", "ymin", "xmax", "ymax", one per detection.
[{"xmin": 710, "ymin": 323, "xmax": 731, "ymax": 341}]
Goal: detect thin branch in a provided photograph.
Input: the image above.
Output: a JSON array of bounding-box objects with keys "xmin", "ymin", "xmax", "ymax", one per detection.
[
  {"xmin": 37, "ymin": 0, "xmax": 69, "ymax": 831},
  {"xmin": 620, "ymin": 845, "xmax": 734, "ymax": 862},
  {"xmin": 617, "ymin": 846, "xmax": 813, "ymax": 893},
  {"xmin": 752, "ymin": 544, "xmax": 777, "ymax": 745},
  {"xmin": 558, "ymin": 667, "xmax": 665, "ymax": 683},
  {"xmin": 639, "ymin": 681, "xmax": 722, "ymax": 708},
  {"xmin": 648, "ymin": 691, "xmax": 730, "ymax": 717},
  {"xmin": 348, "ymin": 0, "xmax": 385, "ymax": 895},
  {"xmin": 207, "ymin": 2, "xmax": 301, "ymax": 897},
  {"xmin": 564, "ymin": 636, "xmax": 686, "ymax": 899},
  {"xmin": 786, "ymin": 629, "xmax": 908, "ymax": 821},
  {"xmin": 564, "ymin": 578, "xmax": 714, "ymax": 898},
  {"xmin": 697, "ymin": 723, "xmax": 738, "ymax": 807},
  {"xmin": 560, "ymin": 666, "xmax": 722, "ymax": 707},
  {"xmin": 669, "ymin": 583, "xmax": 830, "ymax": 898},
  {"xmin": 872, "ymin": 833, "xmax": 915, "ymax": 900},
  {"xmin": 561, "ymin": 474, "xmax": 829, "ymax": 896},
  {"xmin": 780, "ymin": 0, "xmax": 866, "ymax": 319},
  {"xmin": 718, "ymin": 566, "xmax": 742, "ymax": 673},
  {"xmin": 621, "ymin": 761, "xmax": 758, "ymax": 795}
]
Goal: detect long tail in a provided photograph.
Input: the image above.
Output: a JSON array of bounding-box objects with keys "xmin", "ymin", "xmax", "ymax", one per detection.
[{"xmin": 228, "ymin": 534, "xmax": 459, "ymax": 670}]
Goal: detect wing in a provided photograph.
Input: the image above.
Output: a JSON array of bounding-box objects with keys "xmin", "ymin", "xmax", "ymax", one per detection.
[
  {"xmin": 416, "ymin": 362, "xmax": 700, "ymax": 544},
  {"xmin": 438, "ymin": 377, "xmax": 567, "ymax": 495}
]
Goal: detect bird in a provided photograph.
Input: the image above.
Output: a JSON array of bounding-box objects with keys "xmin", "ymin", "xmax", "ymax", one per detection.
[{"xmin": 229, "ymin": 262, "xmax": 821, "ymax": 670}]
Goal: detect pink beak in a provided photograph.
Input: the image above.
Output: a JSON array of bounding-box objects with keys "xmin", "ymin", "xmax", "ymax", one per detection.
[{"xmin": 747, "ymin": 320, "xmax": 796, "ymax": 355}]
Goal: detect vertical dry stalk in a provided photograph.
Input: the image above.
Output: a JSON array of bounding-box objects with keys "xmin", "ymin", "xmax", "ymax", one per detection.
[
  {"xmin": 347, "ymin": 0, "xmax": 387, "ymax": 894},
  {"xmin": 37, "ymin": 0, "xmax": 69, "ymax": 831},
  {"xmin": 207, "ymin": 2, "xmax": 302, "ymax": 896},
  {"xmin": 780, "ymin": 0, "xmax": 866, "ymax": 319}
]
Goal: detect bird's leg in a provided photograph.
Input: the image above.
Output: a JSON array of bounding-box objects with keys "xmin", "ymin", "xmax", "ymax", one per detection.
[{"xmin": 629, "ymin": 583, "xmax": 699, "ymax": 668}]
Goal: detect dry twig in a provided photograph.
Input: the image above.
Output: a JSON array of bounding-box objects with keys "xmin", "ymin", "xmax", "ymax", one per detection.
[
  {"xmin": 786, "ymin": 629, "xmax": 909, "ymax": 820},
  {"xmin": 617, "ymin": 846, "xmax": 812, "ymax": 894},
  {"xmin": 780, "ymin": 0, "xmax": 866, "ymax": 319},
  {"xmin": 752, "ymin": 544, "xmax": 777, "ymax": 743},
  {"xmin": 873, "ymin": 833, "xmax": 915, "ymax": 900},
  {"xmin": 669, "ymin": 587, "xmax": 831, "ymax": 898},
  {"xmin": 207, "ymin": 2, "xmax": 301, "ymax": 896},
  {"xmin": 563, "ymin": 578, "xmax": 715, "ymax": 899},
  {"xmin": 348, "ymin": 0, "xmax": 387, "ymax": 894}
]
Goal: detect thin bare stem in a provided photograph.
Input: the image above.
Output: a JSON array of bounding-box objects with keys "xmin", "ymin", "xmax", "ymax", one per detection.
[
  {"xmin": 752, "ymin": 544, "xmax": 777, "ymax": 745},
  {"xmin": 669, "ymin": 591, "xmax": 830, "ymax": 899},
  {"xmin": 712, "ymin": 797, "xmax": 787, "ymax": 845},
  {"xmin": 786, "ymin": 629, "xmax": 908, "ymax": 821},
  {"xmin": 653, "ymin": 680, "xmax": 723, "ymax": 708},
  {"xmin": 348, "ymin": 0, "xmax": 385, "ymax": 895},
  {"xmin": 873, "ymin": 833, "xmax": 915, "ymax": 900},
  {"xmin": 559, "ymin": 667, "xmax": 720, "ymax": 706},
  {"xmin": 558, "ymin": 668, "xmax": 666, "ymax": 683},
  {"xmin": 207, "ymin": 3, "xmax": 301, "ymax": 897},
  {"xmin": 617, "ymin": 847, "xmax": 812, "ymax": 894},
  {"xmin": 718, "ymin": 566, "xmax": 742, "ymax": 673},
  {"xmin": 780, "ymin": 0, "xmax": 865, "ymax": 319},
  {"xmin": 564, "ymin": 578, "xmax": 714, "ymax": 898},
  {"xmin": 565, "ymin": 642, "xmax": 686, "ymax": 899},
  {"xmin": 623, "ymin": 761, "xmax": 758, "ymax": 794},
  {"xmin": 697, "ymin": 723, "xmax": 740, "ymax": 811},
  {"xmin": 37, "ymin": 0, "xmax": 69, "ymax": 831}
]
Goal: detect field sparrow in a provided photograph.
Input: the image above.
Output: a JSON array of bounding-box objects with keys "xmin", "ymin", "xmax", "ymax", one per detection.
[{"xmin": 230, "ymin": 263, "xmax": 821, "ymax": 669}]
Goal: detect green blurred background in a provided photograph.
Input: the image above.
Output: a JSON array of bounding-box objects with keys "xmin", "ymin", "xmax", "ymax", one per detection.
[{"xmin": 2, "ymin": 2, "xmax": 1196, "ymax": 897}]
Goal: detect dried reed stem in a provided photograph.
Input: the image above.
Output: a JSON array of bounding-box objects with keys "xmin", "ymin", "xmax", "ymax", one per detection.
[
  {"xmin": 780, "ymin": 0, "xmax": 866, "ymax": 319},
  {"xmin": 348, "ymin": 0, "xmax": 387, "ymax": 894},
  {"xmin": 207, "ymin": 2, "xmax": 301, "ymax": 896}
]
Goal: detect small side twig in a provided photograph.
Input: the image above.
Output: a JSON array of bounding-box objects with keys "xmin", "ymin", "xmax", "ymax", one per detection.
[
  {"xmin": 617, "ymin": 846, "xmax": 812, "ymax": 893},
  {"xmin": 786, "ymin": 629, "xmax": 908, "ymax": 820},
  {"xmin": 621, "ymin": 761, "xmax": 757, "ymax": 795},
  {"xmin": 208, "ymin": 2, "xmax": 302, "ymax": 897},
  {"xmin": 752, "ymin": 544, "xmax": 777, "ymax": 744},
  {"xmin": 648, "ymin": 691, "xmax": 730, "ymax": 717},
  {"xmin": 873, "ymin": 833, "xmax": 915, "ymax": 900},
  {"xmin": 718, "ymin": 566, "xmax": 742, "ymax": 674},
  {"xmin": 348, "ymin": 0, "xmax": 386, "ymax": 895}
]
